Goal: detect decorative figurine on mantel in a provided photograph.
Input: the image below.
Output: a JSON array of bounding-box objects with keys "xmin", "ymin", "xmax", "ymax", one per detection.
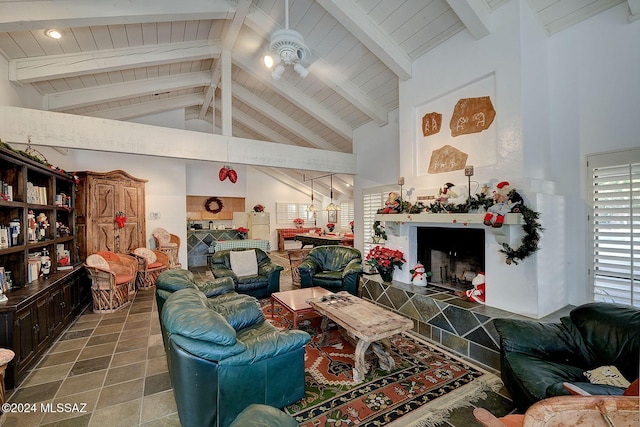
[
  {"xmin": 378, "ymin": 192, "xmax": 401, "ymax": 214},
  {"xmin": 483, "ymin": 181, "xmax": 522, "ymax": 228}
]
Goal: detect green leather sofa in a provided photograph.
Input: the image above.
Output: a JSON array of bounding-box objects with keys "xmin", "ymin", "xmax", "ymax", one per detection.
[
  {"xmin": 209, "ymin": 248, "xmax": 284, "ymax": 298},
  {"xmin": 494, "ymin": 302, "xmax": 640, "ymax": 412},
  {"xmin": 155, "ymin": 269, "xmax": 235, "ymax": 313},
  {"xmin": 161, "ymin": 286, "xmax": 310, "ymax": 427},
  {"xmin": 297, "ymin": 246, "xmax": 363, "ymax": 295}
]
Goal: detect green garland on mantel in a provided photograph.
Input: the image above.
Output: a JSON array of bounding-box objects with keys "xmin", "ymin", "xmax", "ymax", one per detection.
[
  {"xmin": 385, "ymin": 191, "xmax": 544, "ymax": 265},
  {"xmin": 499, "ymin": 203, "xmax": 543, "ymax": 265}
]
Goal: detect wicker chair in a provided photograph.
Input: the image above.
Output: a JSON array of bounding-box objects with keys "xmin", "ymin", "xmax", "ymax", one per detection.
[
  {"xmin": 96, "ymin": 251, "xmax": 138, "ymax": 301},
  {"xmin": 84, "ymin": 254, "xmax": 133, "ymax": 313},
  {"xmin": 152, "ymin": 228, "xmax": 181, "ymax": 269},
  {"xmin": 133, "ymin": 248, "xmax": 169, "ymax": 289}
]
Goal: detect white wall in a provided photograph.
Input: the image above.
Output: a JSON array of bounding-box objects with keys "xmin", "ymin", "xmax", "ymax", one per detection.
[
  {"xmin": 354, "ymin": 0, "xmax": 638, "ymax": 316},
  {"xmin": 352, "ymin": 108, "xmax": 399, "ymax": 253},
  {"xmin": 547, "ymin": 3, "xmax": 640, "ymax": 304}
]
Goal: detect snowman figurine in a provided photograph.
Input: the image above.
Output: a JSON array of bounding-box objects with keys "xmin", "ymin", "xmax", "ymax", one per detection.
[{"xmin": 410, "ymin": 262, "xmax": 428, "ymax": 287}]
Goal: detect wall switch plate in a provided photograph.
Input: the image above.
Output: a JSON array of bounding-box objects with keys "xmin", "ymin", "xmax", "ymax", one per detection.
[{"xmin": 150, "ymin": 212, "xmax": 161, "ymax": 220}]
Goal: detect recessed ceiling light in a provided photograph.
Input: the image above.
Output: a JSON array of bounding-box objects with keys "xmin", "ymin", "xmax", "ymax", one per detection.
[{"xmin": 45, "ymin": 29, "xmax": 62, "ymax": 39}]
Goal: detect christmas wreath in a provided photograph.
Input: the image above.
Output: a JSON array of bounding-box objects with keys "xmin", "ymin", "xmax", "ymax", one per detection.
[{"xmin": 204, "ymin": 196, "xmax": 224, "ymax": 214}]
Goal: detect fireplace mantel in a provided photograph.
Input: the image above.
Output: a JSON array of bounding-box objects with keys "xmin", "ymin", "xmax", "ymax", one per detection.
[
  {"xmin": 374, "ymin": 212, "xmax": 522, "ymax": 225},
  {"xmin": 374, "ymin": 212, "xmax": 523, "ymax": 244}
]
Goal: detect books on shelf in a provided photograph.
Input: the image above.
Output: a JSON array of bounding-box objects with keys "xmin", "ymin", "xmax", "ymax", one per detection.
[
  {"xmin": 26, "ymin": 181, "xmax": 48, "ymax": 205},
  {"xmin": 28, "ymin": 253, "xmax": 42, "ymax": 283}
]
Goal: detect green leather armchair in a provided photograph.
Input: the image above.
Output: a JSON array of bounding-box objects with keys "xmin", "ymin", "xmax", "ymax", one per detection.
[
  {"xmin": 209, "ymin": 248, "xmax": 284, "ymax": 298},
  {"xmin": 162, "ymin": 287, "xmax": 310, "ymax": 427},
  {"xmin": 494, "ymin": 302, "xmax": 640, "ymax": 412},
  {"xmin": 298, "ymin": 246, "xmax": 363, "ymax": 295}
]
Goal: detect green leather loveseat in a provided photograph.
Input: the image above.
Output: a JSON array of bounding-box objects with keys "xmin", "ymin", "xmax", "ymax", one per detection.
[
  {"xmin": 209, "ymin": 248, "xmax": 284, "ymax": 298},
  {"xmin": 298, "ymin": 245, "xmax": 363, "ymax": 295},
  {"xmin": 160, "ymin": 286, "xmax": 310, "ymax": 427},
  {"xmin": 494, "ymin": 302, "xmax": 640, "ymax": 411}
]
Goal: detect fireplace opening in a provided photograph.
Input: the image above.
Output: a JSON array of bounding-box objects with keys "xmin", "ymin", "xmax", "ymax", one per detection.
[{"xmin": 416, "ymin": 227, "xmax": 485, "ymax": 292}]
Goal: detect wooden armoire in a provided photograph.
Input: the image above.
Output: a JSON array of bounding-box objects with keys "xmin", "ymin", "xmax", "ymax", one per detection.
[{"xmin": 76, "ymin": 170, "xmax": 147, "ymax": 260}]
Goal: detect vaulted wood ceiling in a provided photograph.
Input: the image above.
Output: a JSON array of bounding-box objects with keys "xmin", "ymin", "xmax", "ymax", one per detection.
[{"xmin": 0, "ymin": 0, "xmax": 636, "ymax": 199}]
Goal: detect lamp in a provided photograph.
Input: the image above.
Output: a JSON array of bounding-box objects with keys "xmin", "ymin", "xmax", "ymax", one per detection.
[
  {"xmin": 264, "ymin": 0, "xmax": 309, "ymax": 80},
  {"xmin": 325, "ymin": 174, "xmax": 340, "ymax": 212},
  {"xmin": 306, "ymin": 177, "xmax": 318, "ymax": 226}
]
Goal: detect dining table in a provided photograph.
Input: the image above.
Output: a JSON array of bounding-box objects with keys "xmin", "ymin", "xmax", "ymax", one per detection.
[{"xmin": 294, "ymin": 233, "xmax": 354, "ymax": 248}]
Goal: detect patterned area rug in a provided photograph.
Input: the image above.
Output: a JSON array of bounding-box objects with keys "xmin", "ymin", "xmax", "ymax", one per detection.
[{"xmin": 261, "ymin": 301, "xmax": 504, "ymax": 427}]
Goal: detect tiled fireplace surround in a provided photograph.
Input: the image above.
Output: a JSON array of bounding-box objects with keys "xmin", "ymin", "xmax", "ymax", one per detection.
[
  {"xmin": 361, "ymin": 276, "xmax": 513, "ymax": 372},
  {"xmin": 362, "ymin": 211, "xmax": 566, "ymax": 371}
]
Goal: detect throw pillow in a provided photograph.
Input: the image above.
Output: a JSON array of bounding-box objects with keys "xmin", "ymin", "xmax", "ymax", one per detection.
[
  {"xmin": 584, "ymin": 365, "xmax": 631, "ymax": 388},
  {"xmin": 86, "ymin": 254, "xmax": 110, "ymax": 270},
  {"xmin": 230, "ymin": 250, "xmax": 258, "ymax": 277},
  {"xmin": 134, "ymin": 247, "xmax": 157, "ymax": 265},
  {"xmin": 153, "ymin": 228, "xmax": 171, "ymax": 245}
]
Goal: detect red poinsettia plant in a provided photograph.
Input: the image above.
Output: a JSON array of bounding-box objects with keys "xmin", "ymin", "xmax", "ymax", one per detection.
[
  {"xmin": 253, "ymin": 204, "xmax": 265, "ymax": 212},
  {"xmin": 237, "ymin": 227, "xmax": 249, "ymax": 234},
  {"xmin": 365, "ymin": 245, "xmax": 406, "ymax": 271},
  {"xmin": 293, "ymin": 218, "xmax": 304, "ymax": 225}
]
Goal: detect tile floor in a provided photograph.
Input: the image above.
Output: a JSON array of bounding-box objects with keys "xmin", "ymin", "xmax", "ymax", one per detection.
[
  {"xmin": 1, "ymin": 288, "xmax": 179, "ymax": 427},
  {"xmin": 0, "ymin": 252, "xmax": 570, "ymax": 426}
]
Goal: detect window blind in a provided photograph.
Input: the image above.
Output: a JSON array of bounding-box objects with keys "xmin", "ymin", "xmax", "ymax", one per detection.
[
  {"xmin": 339, "ymin": 201, "xmax": 354, "ymax": 230},
  {"xmin": 588, "ymin": 149, "xmax": 640, "ymax": 307},
  {"xmin": 275, "ymin": 202, "xmax": 311, "ymax": 224},
  {"xmin": 362, "ymin": 190, "xmax": 386, "ymax": 256}
]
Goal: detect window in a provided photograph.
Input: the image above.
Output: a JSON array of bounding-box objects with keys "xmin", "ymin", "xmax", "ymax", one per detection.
[
  {"xmin": 339, "ymin": 201, "xmax": 354, "ymax": 230},
  {"xmin": 362, "ymin": 188, "xmax": 389, "ymax": 256},
  {"xmin": 275, "ymin": 202, "xmax": 314, "ymax": 225},
  {"xmin": 588, "ymin": 149, "xmax": 640, "ymax": 307}
]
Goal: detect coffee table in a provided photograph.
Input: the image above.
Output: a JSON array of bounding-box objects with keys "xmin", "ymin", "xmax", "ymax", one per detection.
[
  {"xmin": 270, "ymin": 287, "xmax": 335, "ymax": 329},
  {"xmin": 307, "ymin": 291, "xmax": 414, "ymax": 382}
]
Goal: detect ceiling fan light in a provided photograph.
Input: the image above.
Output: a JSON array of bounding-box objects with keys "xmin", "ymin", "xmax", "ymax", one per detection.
[
  {"xmin": 263, "ymin": 54, "xmax": 274, "ymax": 69},
  {"xmin": 272, "ymin": 64, "xmax": 285, "ymax": 80},
  {"xmin": 294, "ymin": 63, "xmax": 308, "ymax": 78}
]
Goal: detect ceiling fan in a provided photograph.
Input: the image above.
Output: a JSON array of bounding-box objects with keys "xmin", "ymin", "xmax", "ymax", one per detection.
[{"xmin": 263, "ymin": 0, "xmax": 310, "ymax": 79}]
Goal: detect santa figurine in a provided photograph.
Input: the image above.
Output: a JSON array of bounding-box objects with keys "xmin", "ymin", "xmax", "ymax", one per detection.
[
  {"xmin": 465, "ymin": 272, "xmax": 486, "ymax": 304},
  {"xmin": 483, "ymin": 181, "xmax": 521, "ymax": 228},
  {"xmin": 410, "ymin": 262, "xmax": 427, "ymax": 287},
  {"xmin": 381, "ymin": 191, "xmax": 401, "ymax": 214}
]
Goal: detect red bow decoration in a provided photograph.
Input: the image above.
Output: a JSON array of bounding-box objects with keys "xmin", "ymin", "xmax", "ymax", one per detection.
[{"xmin": 115, "ymin": 211, "xmax": 127, "ymax": 228}]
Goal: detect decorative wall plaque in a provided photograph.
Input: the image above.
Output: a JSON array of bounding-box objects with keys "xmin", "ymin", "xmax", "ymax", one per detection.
[
  {"xmin": 421, "ymin": 112, "xmax": 442, "ymax": 137},
  {"xmin": 449, "ymin": 96, "xmax": 496, "ymax": 137},
  {"xmin": 428, "ymin": 144, "xmax": 468, "ymax": 174}
]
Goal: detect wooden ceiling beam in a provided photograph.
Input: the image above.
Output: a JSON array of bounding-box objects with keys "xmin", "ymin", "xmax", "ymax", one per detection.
[
  {"xmin": 445, "ymin": 0, "xmax": 491, "ymax": 39},
  {"xmin": 10, "ymin": 40, "xmax": 221, "ymax": 84},
  {"xmin": 316, "ymin": 0, "xmax": 412, "ymax": 80},
  {"xmin": 0, "ymin": 0, "xmax": 235, "ymax": 32},
  {"xmin": 231, "ymin": 83, "xmax": 340, "ymax": 152},
  {"xmin": 43, "ymin": 71, "xmax": 212, "ymax": 111}
]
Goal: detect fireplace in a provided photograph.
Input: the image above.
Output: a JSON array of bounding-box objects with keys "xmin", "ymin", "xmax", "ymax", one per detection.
[{"xmin": 416, "ymin": 227, "xmax": 485, "ymax": 292}]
